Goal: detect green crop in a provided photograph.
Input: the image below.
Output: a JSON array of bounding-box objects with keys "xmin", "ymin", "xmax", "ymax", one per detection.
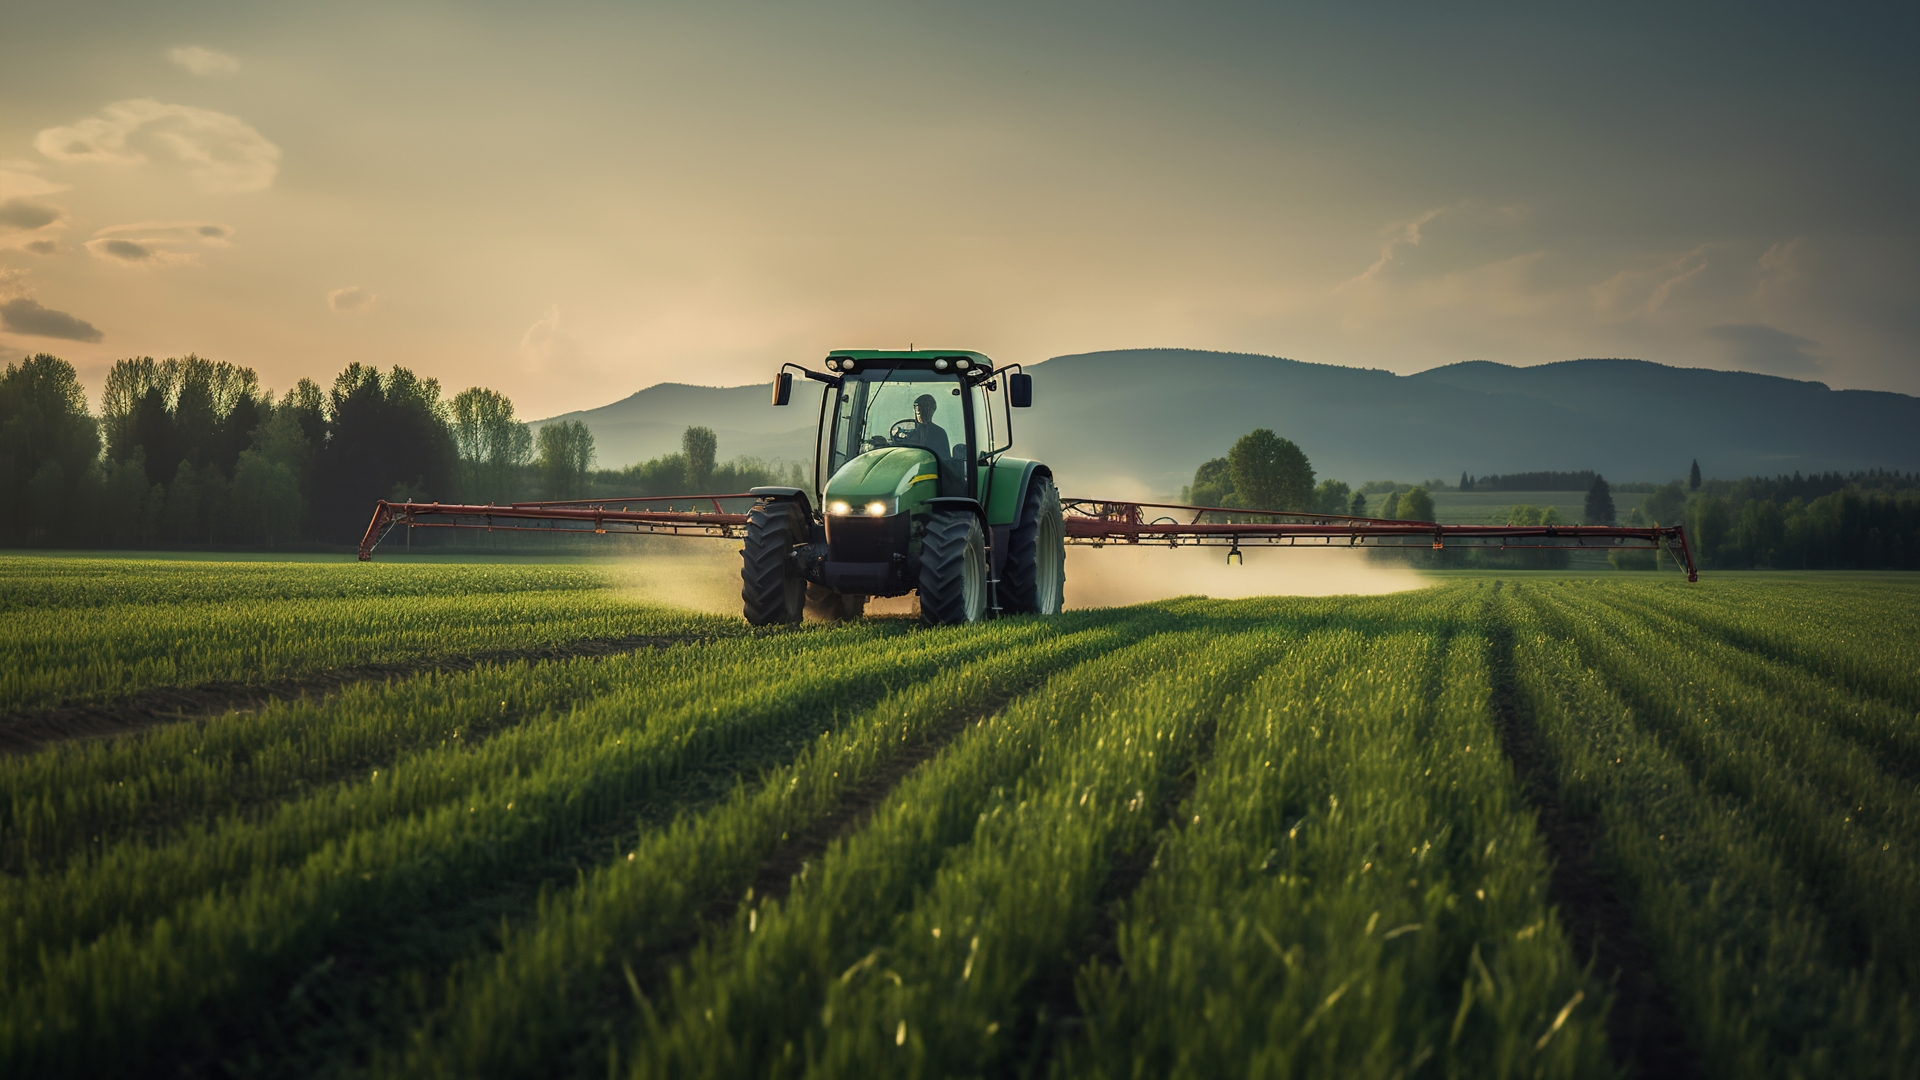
[{"xmin": 3, "ymin": 558, "xmax": 1915, "ymax": 1079}]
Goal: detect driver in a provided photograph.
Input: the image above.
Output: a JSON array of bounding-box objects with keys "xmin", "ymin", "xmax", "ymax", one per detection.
[{"xmin": 896, "ymin": 393, "xmax": 952, "ymax": 457}]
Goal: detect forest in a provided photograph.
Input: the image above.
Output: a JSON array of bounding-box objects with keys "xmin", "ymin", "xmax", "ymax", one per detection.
[{"xmin": 0, "ymin": 353, "xmax": 799, "ymax": 548}]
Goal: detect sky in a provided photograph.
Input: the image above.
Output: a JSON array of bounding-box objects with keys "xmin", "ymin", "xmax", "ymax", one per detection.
[{"xmin": 1, "ymin": 1, "xmax": 1915, "ymax": 418}]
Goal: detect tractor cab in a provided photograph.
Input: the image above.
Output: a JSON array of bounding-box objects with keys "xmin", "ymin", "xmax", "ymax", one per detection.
[
  {"xmin": 753, "ymin": 350, "xmax": 1061, "ymax": 626},
  {"xmin": 811, "ymin": 352, "xmax": 1019, "ymax": 504}
]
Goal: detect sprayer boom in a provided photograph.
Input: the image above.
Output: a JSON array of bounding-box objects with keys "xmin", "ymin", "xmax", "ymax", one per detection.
[{"xmin": 359, "ymin": 493, "xmax": 1697, "ymax": 582}]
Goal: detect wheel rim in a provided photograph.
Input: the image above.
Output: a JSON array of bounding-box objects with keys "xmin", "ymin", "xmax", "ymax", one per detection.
[
  {"xmin": 1036, "ymin": 508, "xmax": 1064, "ymax": 614},
  {"xmin": 962, "ymin": 526, "xmax": 987, "ymax": 621}
]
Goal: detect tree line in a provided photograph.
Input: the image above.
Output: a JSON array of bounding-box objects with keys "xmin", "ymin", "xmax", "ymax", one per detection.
[
  {"xmin": 1628, "ymin": 470, "xmax": 1920, "ymax": 570},
  {"xmin": 1177, "ymin": 431, "xmax": 1920, "ymax": 572},
  {"xmin": 0, "ymin": 353, "xmax": 798, "ymax": 548}
]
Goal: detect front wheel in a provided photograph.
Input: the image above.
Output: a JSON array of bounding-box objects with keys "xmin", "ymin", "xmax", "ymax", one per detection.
[
  {"xmin": 740, "ymin": 499, "xmax": 807, "ymax": 625},
  {"xmin": 918, "ymin": 510, "xmax": 987, "ymax": 626}
]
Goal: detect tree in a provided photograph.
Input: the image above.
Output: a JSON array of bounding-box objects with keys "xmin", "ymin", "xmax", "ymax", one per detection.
[
  {"xmin": 537, "ymin": 420, "xmax": 596, "ymax": 499},
  {"xmin": 451, "ymin": 387, "xmax": 532, "ymax": 503},
  {"xmin": 161, "ymin": 461, "xmax": 201, "ymax": 542},
  {"xmin": 1689, "ymin": 459, "xmax": 1702, "ymax": 491},
  {"xmin": 1380, "ymin": 491, "xmax": 1401, "ymax": 519},
  {"xmin": 1398, "ymin": 486, "xmax": 1435, "ymax": 522},
  {"xmin": 1187, "ymin": 457, "xmax": 1231, "ymax": 507},
  {"xmin": 682, "ymin": 425, "xmax": 718, "ymax": 491},
  {"xmin": 231, "ymin": 448, "xmax": 302, "ymax": 545},
  {"xmin": 1584, "ymin": 474, "xmax": 1616, "ymax": 524},
  {"xmin": 1, "ymin": 354, "xmax": 101, "ymax": 541},
  {"xmin": 1641, "ymin": 481, "xmax": 1687, "ymax": 526},
  {"xmin": 313, "ymin": 364, "xmax": 458, "ymax": 540},
  {"xmin": 1227, "ymin": 429, "xmax": 1314, "ymax": 512},
  {"xmin": 1349, "ymin": 490, "xmax": 1367, "ymax": 516},
  {"xmin": 1459, "ymin": 471, "xmax": 1473, "ymax": 492},
  {"xmin": 1314, "ymin": 479, "xmax": 1351, "ymax": 516}
]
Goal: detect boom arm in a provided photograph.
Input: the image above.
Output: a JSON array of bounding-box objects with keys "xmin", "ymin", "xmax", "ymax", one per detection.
[
  {"xmin": 1059, "ymin": 499, "xmax": 1698, "ymax": 581},
  {"xmin": 357, "ymin": 493, "xmax": 1698, "ymax": 580}
]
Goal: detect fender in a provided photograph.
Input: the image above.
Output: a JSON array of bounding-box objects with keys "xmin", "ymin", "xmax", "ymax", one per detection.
[
  {"xmin": 749, "ymin": 485, "xmax": 813, "ymax": 518},
  {"xmin": 982, "ymin": 458, "xmax": 1051, "ymax": 528},
  {"xmin": 924, "ymin": 496, "xmax": 988, "ymax": 526}
]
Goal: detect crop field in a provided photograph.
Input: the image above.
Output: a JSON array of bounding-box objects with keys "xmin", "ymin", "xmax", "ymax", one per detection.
[
  {"xmin": 2, "ymin": 556, "xmax": 1917, "ymax": 1078},
  {"xmin": 1426, "ymin": 491, "xmax": 1651, "ymax": 525}
]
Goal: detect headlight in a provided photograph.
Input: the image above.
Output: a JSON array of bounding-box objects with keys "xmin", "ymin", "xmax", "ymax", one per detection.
[
  {"xmin": 865, "ymin": 501, "xmax": 888, "ymax": 517},
  {"xmin": 828, "ymin": 500, "xmax": 850, "ymax": 515},
  {"xmin": 955, "ymin": 358, "xmax": 971, "ymax": 371},
  {"xmin": 933, "ymin": 358, "xmax": 949, "ymax": 372}
]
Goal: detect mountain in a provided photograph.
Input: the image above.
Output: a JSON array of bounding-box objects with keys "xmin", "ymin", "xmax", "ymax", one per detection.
[
  {"xmin": 535, "ymin": 379, "xmax": 826, "ymax": 469},
  {"xmin": 537, "ymin": 350, "xmax": 1920, "ymax": 497}
]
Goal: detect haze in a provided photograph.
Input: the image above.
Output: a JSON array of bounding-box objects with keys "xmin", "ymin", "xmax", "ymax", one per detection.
[{"xmin": 2, "ymin": 1, "xmax": 1915, "ymax": 417}]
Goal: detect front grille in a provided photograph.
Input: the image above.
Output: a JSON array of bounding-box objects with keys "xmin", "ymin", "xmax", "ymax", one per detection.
[{"xmin": 826, "ymin": 512, "xmax": 908, "ymax": 563}]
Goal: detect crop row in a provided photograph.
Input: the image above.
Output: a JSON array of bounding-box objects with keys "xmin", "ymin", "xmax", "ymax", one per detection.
[
  {"xmin": 0, "ymin": 612, "xmax": 1078, "ymax": 1073},
  {"xmin": 1061, "ymin": 595, "xmax": 1607, "ymax": 1078},
  {"xmin": 1504, "ymin": 581, "xmax": 1920, "ymax": 1078},
  {"xmin": 0, "ymin": 558, "xmax": 742, "ymax": 712},
  {"xmin": 0, "ymin": 557, "xmax": 617, "ymax": 612}
]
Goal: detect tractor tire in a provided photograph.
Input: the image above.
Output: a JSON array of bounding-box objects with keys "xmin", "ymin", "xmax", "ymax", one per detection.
[
  {"xmin": 1001, "ymin": 474, "xmax": 1065, "ymax": 615},
  {"xmin": 917, "ymin": 510, "xmax": 988, "ymax": 626},
  {"xmin": 806, "ymin": 583, "xmax": 867, "ymax": 621},
  {"xmin": 740, "ymin": 499, "xmax": 807, "ymax": 625}
]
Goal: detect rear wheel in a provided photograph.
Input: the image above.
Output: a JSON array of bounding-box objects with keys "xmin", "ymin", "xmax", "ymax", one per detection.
[
  {"xmin": 740, "ymin": 499, "xmax": 807, "ymax": 625},
  {"xmin": 1002, "ymin": 474, "xmax": 1065, "ymax": 615},
  {"xmin": 918, "ymin": 510, "xmax": 987, "ymax": 626}
]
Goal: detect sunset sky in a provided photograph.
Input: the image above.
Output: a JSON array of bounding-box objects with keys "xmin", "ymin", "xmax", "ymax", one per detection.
[{"xmin": 2, "ymin": 1, "xmax": 1914, "ymax": 417}]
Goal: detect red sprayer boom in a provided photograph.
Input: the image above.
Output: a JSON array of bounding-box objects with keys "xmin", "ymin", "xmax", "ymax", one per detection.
[{"xmin": 359, "ymin": 494, "xmax": 1698, "ymax": 581}]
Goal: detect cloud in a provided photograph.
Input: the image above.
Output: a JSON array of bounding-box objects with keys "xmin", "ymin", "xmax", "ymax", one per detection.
[
  {"xmin": 1705, "ymin": 323, "xmax": 1823, "ymax": 376},
  {"xmin": 1340, "ymin": 207, "xmax": 1449, "ymax": 289},
  {"xmin": 22, "ymin": 240, "xmax": 56, "ymax": 255},
  {"xmin": 520, "ymin": 303, "xmax": 594, "ymax": 376},
  {"xmin": 83, "ymin": 220, "xmax": 233, "ymax": 266},
  {"xmin": 0, "ymin": 297, "xmax": 104, "ymax": 342},
  {"xmin": 35, "ymin": 99, "xmax": 281, "ymax": 193},
  {"xmin": 328, "ymin": 285, "xmax": 377, "ymax": 312},
  {"xmin": 96, "ymin": 219, "xmax": 233, "ymax": 244},
  {"xmin": 0, "ymin": 166, "xmax": 67, "ymax": 200},
  {"xmin": 0, "ymin": 198, "xmax": 62, "ymax": 232},
  {"xmin": 90, "ymin": 238, "xmax": 158, "ymax": 263},
  {"xmin": 168, "ymin": 46, "xmax": 240, "ymax": 77},
  {"xmin": 1592, "ymin": 245, "xmax": 1712, "ymax": 318}
]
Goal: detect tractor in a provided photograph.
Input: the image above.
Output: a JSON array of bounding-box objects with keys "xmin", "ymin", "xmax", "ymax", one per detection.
[{"xmin": 744, "ymin": 350, "xmax": 1064, "ymax": 626}]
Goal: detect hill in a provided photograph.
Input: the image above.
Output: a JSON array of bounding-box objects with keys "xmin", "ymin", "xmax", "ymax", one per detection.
[{"xmin": 537, "ymin": 350, "xmax": 1920, "ymax": 496}]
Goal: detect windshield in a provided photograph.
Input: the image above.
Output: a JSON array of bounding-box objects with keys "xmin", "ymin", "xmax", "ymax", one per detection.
[{"xmin": 827, "ymin": 367, "xmax": 970, "ymax": 488}]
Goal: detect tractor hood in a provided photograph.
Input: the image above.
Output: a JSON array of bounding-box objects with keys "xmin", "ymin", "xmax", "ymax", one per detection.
[{"xmin": 824, "ymin": 446, "xmax": 942, "ymax": 512}]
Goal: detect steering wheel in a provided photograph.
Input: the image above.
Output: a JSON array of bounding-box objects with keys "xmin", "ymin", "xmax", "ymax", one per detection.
[{"xmin": 887, "ymin": 419, "xmax": 919, "ymax": 444}]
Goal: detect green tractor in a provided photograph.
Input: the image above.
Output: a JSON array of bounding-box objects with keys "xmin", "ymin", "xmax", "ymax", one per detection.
[{"xmin": 742, "ymin": 350, "xmax": 1065, "ymax": 626}]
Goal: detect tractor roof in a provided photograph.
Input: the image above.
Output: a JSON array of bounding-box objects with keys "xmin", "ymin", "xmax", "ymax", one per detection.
[{"xmin": 826, "ymin": 349, "xmax": 995, "ymax": 365}]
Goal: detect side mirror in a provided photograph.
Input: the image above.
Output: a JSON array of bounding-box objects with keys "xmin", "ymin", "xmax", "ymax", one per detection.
[
  {"xmin": 772, "ymin": 371, "xmax": 793, "ymax": 406},
  {"xmin": 1008, "ymin": 372, "xmax": 1033, "ymax": 408}
]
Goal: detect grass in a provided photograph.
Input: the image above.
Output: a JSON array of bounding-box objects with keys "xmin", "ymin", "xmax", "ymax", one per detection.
[{"xmin": 1, "ymin": 557, "xmax": 1914, "ymax": 1078}]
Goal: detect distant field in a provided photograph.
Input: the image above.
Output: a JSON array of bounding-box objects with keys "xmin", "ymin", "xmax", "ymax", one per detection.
[
  {"xmin": 1427, "ymin": 489, "xmax": 1650, "ymax": 524},
  {"xmin": 2, "ymin": 558, "xmax": 1915, "ymax": 1078}
]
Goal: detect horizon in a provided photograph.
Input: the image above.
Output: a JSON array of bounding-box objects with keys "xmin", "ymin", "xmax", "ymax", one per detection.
[
  {"xmin": 3, "ymin": 3, "xmax": 1915, "ymax": 417},
  {"xmin": 536, "ymin": 350, "xmax": 1868, "ymax": 425}
]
